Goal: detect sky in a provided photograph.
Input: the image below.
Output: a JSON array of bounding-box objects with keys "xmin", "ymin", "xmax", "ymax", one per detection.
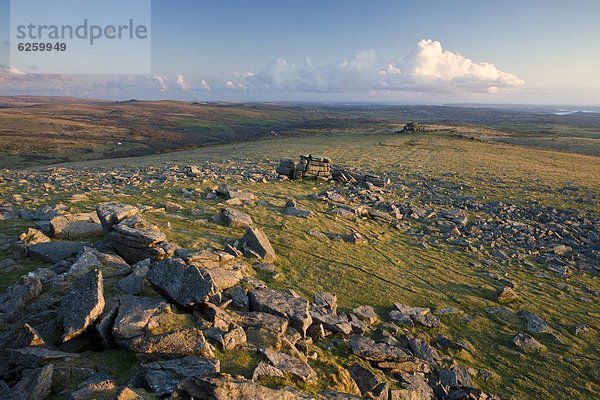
[{"xmin": 1, "ymin": 0, "xmax": 599, "ymax": 104}]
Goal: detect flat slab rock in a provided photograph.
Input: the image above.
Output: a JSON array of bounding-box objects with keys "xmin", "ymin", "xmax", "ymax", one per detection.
[
  {"xmin": 28, "ymin": 241, "xmax": 90, "ymax": 263},
  {"xmin": 142, "ymin": 356, "xmax": 220, "ymax": 396},
  {"xmin": 248, "ymin": 289, "xmax": 312, "ymax": 336}
]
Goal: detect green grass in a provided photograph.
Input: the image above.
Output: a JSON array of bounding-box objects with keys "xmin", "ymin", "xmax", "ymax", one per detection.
[{"xmin": 0, "ymin": 132, "xmax": 598, "ymax": 399}]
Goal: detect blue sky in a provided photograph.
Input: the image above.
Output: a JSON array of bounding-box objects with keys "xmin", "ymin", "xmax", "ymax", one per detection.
[{"xmin": 1, "ymin": 0, "xmax": 599, "ymax": 104}]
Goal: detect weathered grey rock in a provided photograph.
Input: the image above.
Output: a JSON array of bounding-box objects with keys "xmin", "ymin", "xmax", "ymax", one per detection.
[
  {"xmin": 7, "ymin": 364, "xmax": 53, "ymax": 400},
  {"xmin": 142, "ymin": 356, "xmax": 220, "ymax": 396},
  {"xmin": 240, "ymin": 227, "xmax": 276, "ymax": 262},
  {"xmin": 313, "ymin": 292, "xmax": 337, "ymax": 315},
  {"xmin": 130, "ymin": 328, "xmax": 215, "ymax": 357},
  {"xmin": 390, "ymin": 373, "xmax": 434, "ymax": 400},
  {"xmin": 224, "ymin": 286, "xmax": 249, "ymax": 311},
  {"xmin": 513, "ymin": 333, "xmax": 546, "ymax": 352},
  {"xmin": 96, "ymin": 203, "xmax": 139, "ymax": 233},
  {"xmin": 262, "ymin": 348, "xmax": 317, "ymax": 383},
  {"xmin": 117, "ymin": 260, "xmax": 150, "ymax": 295},
  {"xmin": 28, "ymin": 241, "xmax": 89, "ymax": 263},
  {"xmin": 0, "ymin": 347, "xmax": 78, "ymax": 374},
  {"xmin": 95, "ymin": 297, "xmax": 121, "ymax": 348},
  {"xmin": 0, "ymin": 276, "xmax": 42, "ymax": 317},
  {"xmin": 391, "ymin": 303, "xmax": 440, "ymax": 328},
  {"xmin": 348, "ymin": 363, "xmax": 386, "ymax": 398},
  {"xmin": 67, "ymin": 373, "xmax": 116, "ymax": 400},
  {"xmin": 67, "ymin": 247, "xmax": 131, "ymax": 278},
  {"xmin": 520, "ymin": 311, "xmax": 549, "ymax": 334},
  {"xmin": 439, "ymin": 365, "xmax": 473, "ymax": 389},
  {"xmin": 147, "ymin": 258, "xmax": 218, "ymax": 306},
  {"xmin": 572, "ymin": 324, "xmax": 590, "ymax": 336},
  {"xmin": 0, "ymin": 323, "xmax": 46, "ymax": 350},
  {"xmin": 177, "ymin": 373, "xmax": 307, "ymax": 399},
  {"xmin": 252, "ymin": 361, "xmax": 284, "ymax": 381},
  {"xmin": 496, "ymin": 286, "xmax": 517, "ymax": 302},
  {"xmin": 50, "ymin": 213, "xmax": 103, "ymax": 240},
  {"xmin": 60, "ymin": 269, "xmax": 105, "ymax": 342},
  {"xmin": 18, "ymin": 228, "xmax": 50, "ymax": 245},
  {"xmin": 51, "ymin": 367, "xmax": 95, "ymax": 394},
  {"xmin": 284, "ymin": 206, "xmax": 312, "ymax": 219},
  {"xmin": 218, "ymin": 208, "xmax": 253, "ymax": 228},
  {"xmin": 352, "ymin": 306, "xmax": 378, "ymax": 324},
  {"xmin": 310, "ymin": 310, "xmax": 352, "ymax": 335},
  {"xmin": 408, "ymin": 338, "xmax": 440, "ymax": 366},
  {"xmin": 109, "ymin": 215, "xmax": 173, "ymax": 264},
  {"xmin": 248, "ymin": 289, "xmax": 311, "ymax": 336},
  {"xmin": 350, "ymin": 335, "xmax": 411, "ymax": 362}
]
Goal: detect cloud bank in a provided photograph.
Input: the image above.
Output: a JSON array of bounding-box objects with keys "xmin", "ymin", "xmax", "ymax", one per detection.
[
  {"xmin": 227, "ymin": 39, "xmax": 523, "ymax": 94},
  {"xmin": 0, "ymin": 39, "xmax": 524, "ymax": 98}
]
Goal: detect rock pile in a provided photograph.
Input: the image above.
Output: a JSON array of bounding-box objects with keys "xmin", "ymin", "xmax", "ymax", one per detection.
[
  {"xmin": 0, "ymin": 199, "xmax": 500, "ymax": 399},
  {"xmin": 277, "ymin": 155, "xmax": 332, "ymax": 180}
]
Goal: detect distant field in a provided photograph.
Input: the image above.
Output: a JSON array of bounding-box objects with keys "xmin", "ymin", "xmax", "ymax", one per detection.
[{"xmin": 1, "ymin": 96, "xmax": 599, "ymax": 168}]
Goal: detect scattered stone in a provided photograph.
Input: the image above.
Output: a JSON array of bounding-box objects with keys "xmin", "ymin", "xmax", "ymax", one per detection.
[
  {"xmin": 217, "ymin": 207, "xmax": 253, "ymax": 228},
  {"xmin": 252, "ymin": 361, "xmax": 284, "ymax": 381},
  {"xmin": 513, "ymin": 333, "xmax": 546, "ymax": 352},
  {"xmin": 49, "ymin": 213, "xmax": 103, "ymax": 240},
  {"xmin": 520, "ymin": 311, "xmax": 549, "ymax": 334},
  {"xmin": 572, "ymin": 324, "xmax": 590, "ymax": 336},
  {"xmin": 496, "ymin": 286, "xmax": 518, "ymax": 302},
  {"xmin": 0, "ymin": 276, "xmax": 42, "ymax": 318},
  {"xmin": 350, "ymin": 335, "xmax": 410, "ymax": 362},
  {"xmin": 240, "ymin": 227, "xmax": 276, "ymax": 262}
]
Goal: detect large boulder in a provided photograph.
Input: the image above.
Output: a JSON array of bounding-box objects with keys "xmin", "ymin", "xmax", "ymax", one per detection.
[
  {"xmin": 59, "ymin": 269, "xmax": 105, "ymax": 342},
  {"xmin": 349, "ymin": 335, "xmax": 411, "ymax": 362},
  {"xmin": 142, "ymin": 356, "xmax": 220, "ymax": 396},
  {"xmin": 240, "ymin": 227, "xmax": 276, "ymax": 262},
  {"xmin": 146, "ymin": 258, "xmax": 219, "ymax": 307},
  {"xmin": 67, "ymin": 247, "xmax": 131, "ymax": 278},
  {"xmin": 110, "ymin": 295, "xmax": 214, "ymax": 357},
  {"xmin": 248, "ymin": 289, "xmax": 311, "ymax": 337},
  {"xmin": 96, "ymin": 203, "xmax": 139, "ymax": 233}
]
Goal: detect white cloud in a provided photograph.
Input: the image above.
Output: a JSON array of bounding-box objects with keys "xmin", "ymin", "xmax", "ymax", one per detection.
[
  {"xmin": 239, "ymin": 39, "xmax": 523, "ymax": 94},
  {"xmin": 176, "ymin": 74, "xmax": 191, "ymax": 91},
  {"xmin": 199, "ymin": 79, "xmax": 211, "ymax": 91},
  {"xmin": 152, "ymin": 75, "xmax": 168, "ymax": 92}
]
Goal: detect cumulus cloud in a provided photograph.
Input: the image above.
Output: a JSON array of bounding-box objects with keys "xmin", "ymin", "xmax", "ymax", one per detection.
[
  {"xmin": 199, "ymin": 79, "xmax": 211, "ymax": 91},
  {"xmin": 176, "ymin": 74, "xmax": 191, "ymax": 91},
  {"xmin": 236, "ymin": 39, "xmax": 523, "ymax": 94},
  {"xmin": 152, "ymin": 75, "xmax": 168, "ymax": 92}
]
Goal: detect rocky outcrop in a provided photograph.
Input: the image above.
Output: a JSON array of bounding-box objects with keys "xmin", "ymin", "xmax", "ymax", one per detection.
[{"xmin": 277, "ymin": 155, "xmax": 332, "ymax": 180}]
